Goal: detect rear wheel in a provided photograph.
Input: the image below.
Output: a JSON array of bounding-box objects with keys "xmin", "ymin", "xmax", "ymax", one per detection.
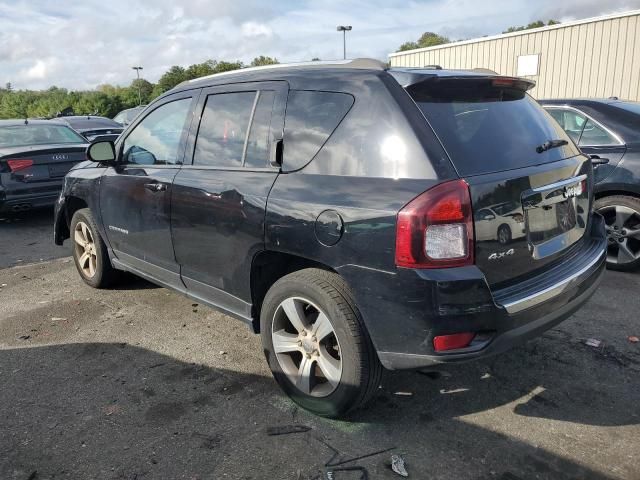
[
  {"xmin": 595, "ymin": 195, "xmax": 640, "ymax": 271},
  {"xmin": 70, "ymin": 208, "xmax": 119, "ymax": 287},
  {"xmin": 497, "ymin": 224, "xmax": 512, "ymax": 245},
  {"xmin": 260, "ymin": 268, "xmax": 382, "ymax": 418}
]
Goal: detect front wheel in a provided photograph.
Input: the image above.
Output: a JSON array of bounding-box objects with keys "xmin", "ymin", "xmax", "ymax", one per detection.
[
  {"xmin": 70, "ymin": 208, "xmax": 120, "ymax": 288},
  {"xmin": 497, "ymin": 224, "xmax": 512, "ymax": 245},
  {"xmin": 595, "ymin": 195, "xmax": 640, "ymax": 271},
  {"xmin": 260, "ymin": 269, "xmax": 382, "ymax": 418}
]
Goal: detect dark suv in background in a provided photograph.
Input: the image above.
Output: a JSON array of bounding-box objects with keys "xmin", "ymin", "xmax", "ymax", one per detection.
[
  {"xmin": 54, "ymin": 59, "xmax": 606, "ymax": 417},
  {"xmin": 541, "ymin": 99, "xmax": 640, "ymax": 270}
]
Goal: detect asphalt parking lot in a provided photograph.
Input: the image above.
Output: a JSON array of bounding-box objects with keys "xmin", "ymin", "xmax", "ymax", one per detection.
[{"xmin": 1, "ymin": 211, "xmax": 639, "ymax": 480}]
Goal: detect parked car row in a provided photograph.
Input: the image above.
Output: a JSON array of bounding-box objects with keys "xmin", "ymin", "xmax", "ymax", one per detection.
[
  {"xmin": 0, "ymin": 119, "xmax": 89, "ymax": 213},
  {"xmin": 0, "ymin": 108, "xmax": 141, "ymax": 213},
  {"xmin": 53, "ymin": 59, "xmax": 613, "ymax": 417}
]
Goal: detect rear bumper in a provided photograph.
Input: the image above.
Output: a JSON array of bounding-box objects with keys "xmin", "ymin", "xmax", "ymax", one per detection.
[
  {"xmin": 338, "ymin": 213, "xmax": 607, "ymax": 370},
  {"xmin": 0, "ymin": 180, "xmax": 62, "ymax": 213}
]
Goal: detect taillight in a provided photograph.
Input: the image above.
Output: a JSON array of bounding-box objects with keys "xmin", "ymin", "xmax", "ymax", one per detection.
[
  {"xmin": 7, "ymin": 159, "xmax": 34, "ymax": 172},
  {"xmin": 395, "ymin": 179, "xmax": 474, "ymax": 268}
]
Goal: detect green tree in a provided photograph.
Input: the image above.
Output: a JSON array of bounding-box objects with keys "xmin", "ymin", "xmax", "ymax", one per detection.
[
  {"xmin": 396, "ymin": 31, "xmax": 450, "ymax": 52},
  {"xmin": 503, "ymin": 19, "xmax": 559, "ymax": 34},
  {"xmin": 185, "ymin": 60, "xmax": 217, "ymax": 79},
  {"xmin": 153, "ymin": 66, "xmax": 187, "ymax": 97},
  {"xmin": 250, "ymin": 55, "xmax": 279, "ymax": 67}
]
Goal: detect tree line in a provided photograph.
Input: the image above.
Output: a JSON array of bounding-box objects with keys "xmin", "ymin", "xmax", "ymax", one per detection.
[
  {"xmin": 0, "ymin": 56, "xmax": 279, "ymax": 120},
  {"xmin": 396, "ymin": 20, "xmax": 560, "ymax": 52}
]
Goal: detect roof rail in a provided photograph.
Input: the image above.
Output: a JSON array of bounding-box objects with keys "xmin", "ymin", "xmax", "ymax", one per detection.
[{"xmin": 183, "ymin": 58, "xmax": 386, "ymax": 85}]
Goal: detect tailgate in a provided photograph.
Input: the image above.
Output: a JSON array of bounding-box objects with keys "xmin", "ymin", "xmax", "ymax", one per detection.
[
  {"xmin": 400, "ymin": 73, "xmax": 593, "ymax": 286},
  {"xmin": 468, "ymin": 156, "xmax": 592, "ymax": 287}
]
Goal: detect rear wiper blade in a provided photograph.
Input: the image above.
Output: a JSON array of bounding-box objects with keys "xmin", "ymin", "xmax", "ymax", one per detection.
[{"xmin": 536, "ymin": 139, "xmax": 568, "ymax": 153}]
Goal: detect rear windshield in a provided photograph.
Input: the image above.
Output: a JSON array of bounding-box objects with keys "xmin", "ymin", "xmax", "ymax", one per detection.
[
  {"xmin": 408, "ymin": 79, "xmax": 576, "ymax": 176},
  {"xmin": 0, "ymin": 124, "xmax": 87, "ymax": 148}
]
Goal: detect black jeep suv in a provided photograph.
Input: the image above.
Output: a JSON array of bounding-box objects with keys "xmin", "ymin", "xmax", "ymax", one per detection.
[{"xmin": 54, "ymin": 59, "xmax": 606, "ymax": 417}]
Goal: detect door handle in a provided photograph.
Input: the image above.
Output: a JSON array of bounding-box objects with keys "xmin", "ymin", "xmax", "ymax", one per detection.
[
  {"xmin": 589, "ymin": 154, "xmax": 610, "ymax": 166},
  {"xmin": 144, "ymin": 182, "xmax": 167, "ymax": 192}
]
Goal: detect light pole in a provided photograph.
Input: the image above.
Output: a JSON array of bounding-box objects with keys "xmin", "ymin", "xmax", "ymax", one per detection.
[
  {"xmin": 336, "ymin": 26, "xmax": 352, "ymax": 60},
  {"xmin": 132, "ymin": 66, "xmax": 143, "ymax": 105}
]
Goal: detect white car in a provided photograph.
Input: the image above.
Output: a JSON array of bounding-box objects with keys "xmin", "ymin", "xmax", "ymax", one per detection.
[{"xmin": 474, "ymin": 202, "xmax": 526, "ymax": 244}]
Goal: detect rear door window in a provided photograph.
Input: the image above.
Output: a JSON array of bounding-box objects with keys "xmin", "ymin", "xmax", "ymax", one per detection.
[
  {"xmin": 283, "ymin": 90, "xmax": 354, "ymax": 171},
  {"xmin": 194, "ymin": 92, "xmax": 256, "ymax": 167},
  {"xmin": 407, "ymin": 79, "xmax": 576, "ymax": 176},
  {"xmin": 193, "ymin": 90, "xmax": 278, "ymax": 168},
  {"xmin": 245, "ymin": 91, "xmax": 276, "ymax": 168}
]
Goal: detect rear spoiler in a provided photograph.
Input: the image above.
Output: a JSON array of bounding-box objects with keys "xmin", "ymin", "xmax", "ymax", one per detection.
[{"xmin": 388, "ymin": 70, "xmax": 536, "ymax": 93}]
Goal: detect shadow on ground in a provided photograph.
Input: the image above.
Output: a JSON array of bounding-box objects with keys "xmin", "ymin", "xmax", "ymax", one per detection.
[{"xmin": 1, "ymin": 339, "xmax": 637, "ymax": 479}]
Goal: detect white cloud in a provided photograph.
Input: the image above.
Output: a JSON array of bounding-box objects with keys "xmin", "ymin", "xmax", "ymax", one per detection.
[
  {"xmin": 241, "ymin": 21, "xmax": 273, "ymax": 38},
  {"xmin": 0, "ymin": 0, "xmax": 638, "ymax": 90},
  {"xmin": 26, "ymin": 60, "xmax": 48, "ymax": 79}
]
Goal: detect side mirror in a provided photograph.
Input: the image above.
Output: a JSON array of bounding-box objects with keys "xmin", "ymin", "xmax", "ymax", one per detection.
[
  {"xmin": 484, "ymin": 214, "xmax": 496, "ymax": 221},
  {"xmin": 87, "ymin": 141, "xmax": 116, "ymax": 166}
]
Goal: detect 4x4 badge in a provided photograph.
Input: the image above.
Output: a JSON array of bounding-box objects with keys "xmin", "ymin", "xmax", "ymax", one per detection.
[{"xmin": 488, "ymin": 248, "xmax": 515, "ymax": 260}]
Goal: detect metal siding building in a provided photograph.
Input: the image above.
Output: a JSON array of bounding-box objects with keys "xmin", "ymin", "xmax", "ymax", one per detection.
[{"xmin": 388, "ymin": 10, "xmax": 640, "ymax": 101}]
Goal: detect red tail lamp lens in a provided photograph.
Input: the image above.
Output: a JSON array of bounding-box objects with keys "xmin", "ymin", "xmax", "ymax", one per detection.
[
  {"xmin": 395, "ymin": 179, "xmax": 474, "ymax": 268},
  {"xmin": 7, "ymin": 159, "xmax": 34, "ymax": 172}
]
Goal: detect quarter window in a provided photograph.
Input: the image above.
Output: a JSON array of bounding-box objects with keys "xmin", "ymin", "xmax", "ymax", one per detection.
[
  {"xmin": 578, "ymin": 119, "xmax": 617, "ymax": 146},
  {"xmin": 122, "ymin": 98, "xmax": 192, "ymax": 165},
  {"xmin": 283, "ymin": 90, "xmax": 354, "ymax": 171},
  {"xmin": 547, "ymin": 108, "xmax": 586, "ymax": 143}
]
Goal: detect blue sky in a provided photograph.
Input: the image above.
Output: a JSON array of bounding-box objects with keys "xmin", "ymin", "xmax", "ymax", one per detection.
[{"xmin": 1, "ymin": 0, "xmax": 639, "ymax": 90}]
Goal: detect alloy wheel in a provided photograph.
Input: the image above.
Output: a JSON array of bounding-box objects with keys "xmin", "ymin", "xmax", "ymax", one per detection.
[
  {"xmin": 598, "ymin": 205, "xmax": 640, "ymax": 265},
  {"xmin": 74, "ymin": 221, "xmax": 98, "ymax": 278},
  {"xmin": 271, "ymin": 297, "xmax": 342, "ymax": 397}
]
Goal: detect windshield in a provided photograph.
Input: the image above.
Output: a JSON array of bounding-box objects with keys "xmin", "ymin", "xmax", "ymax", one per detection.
[
  {"xmin": 408, "ymin": 80, "xmax": 577, "ymax": 176},
  {"xmin": 0, "ymin": 124, "xmax": 87, "ymax": 147},
  {"xmin": 115, "ymin": 109, "xmax": 142, "ymax": 124}
]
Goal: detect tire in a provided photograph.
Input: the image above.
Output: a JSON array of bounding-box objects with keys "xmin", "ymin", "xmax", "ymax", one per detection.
[
  {"xmin": 595, "ymin": 195, "xmax": 640, "ymax": 272},
  {"xmin": 70, "ymin": 208, "xmax": 119, "ymax": 288},
  {"xmin": 260, "ymin": 268, "xmax": 383, "ymax": 418},
  {"xmin": 497, "ymin": 224, "xmax": 512, "ymax": 245}
]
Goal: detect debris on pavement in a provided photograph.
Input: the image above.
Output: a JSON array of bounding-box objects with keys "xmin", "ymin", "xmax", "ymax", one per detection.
[
  {"xmin": 325, "ymin": 466, "xmax": 369, "ymax": 479},
  {"xmin": 585, "ymin": 338, "xmax": 602, "ymax": 348},
  {"xmin": 50, "ymin": 317, "xmax": 67, "ymax": 322},
  {"xmin": 18, "ymin": 335, "xmax": 31, "ymax": 340},
  {"xmin": 393, "ymin": 391, "xmax": 413, "ymax": 396},
  {"xmin": 628, "ymin": 336, "xmax": 639, "ymax": 343},
  {"xmin": 266, "ymin": 424, "xmax": 311, "ymax": 436},
  {"xmin": 391, "ymin": 454, "xmax": 408, "ymax": 477},
  {"xmin": 219, "ymin": 350, "xmax": 227, "ymax": 355}
]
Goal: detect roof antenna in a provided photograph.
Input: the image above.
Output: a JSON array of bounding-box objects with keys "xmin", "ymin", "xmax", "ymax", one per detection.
[{"xmin": 24, "ymin": 118, "xmax": 28, "ymax": 125}]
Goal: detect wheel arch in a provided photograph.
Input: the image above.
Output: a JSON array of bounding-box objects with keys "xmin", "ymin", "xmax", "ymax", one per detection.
[
  {"xmin": 250, "ymin": 250, "xmax": 338, "ymax": 333},
  {"xmin": 594, "ymin": 186, "xmax": 640, "ymax": 201},
  {"xmin": 55, "ymin": 196, "xmax": 89, "ymax": 244}
]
